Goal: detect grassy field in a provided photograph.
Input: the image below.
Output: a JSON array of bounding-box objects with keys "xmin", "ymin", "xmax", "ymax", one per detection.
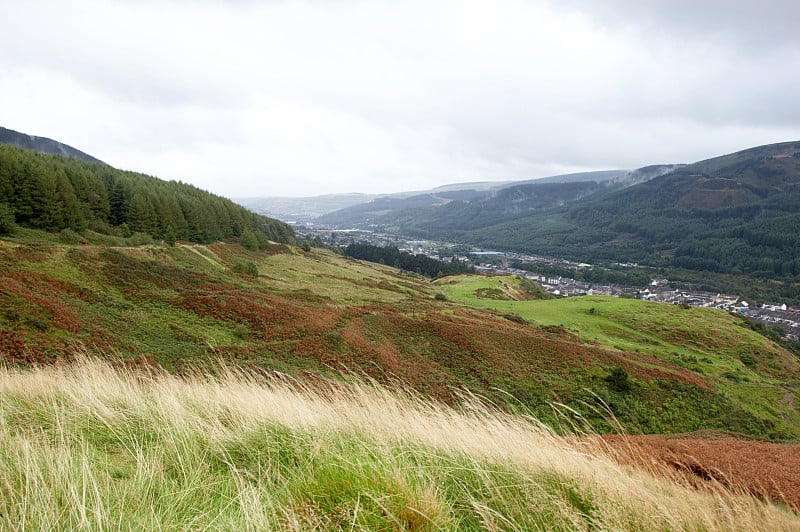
[
  {"xmin": 2, "ymin": 232, "xmax": 799, "ymax": 440},
  {"xmin": 436, "ymin": 275, "xmax": 800, "ymax": 437},
  {"xmin": 1, "ymin": 358, "xmax": 797, "ymax": 531},
  {"xmin": 436, "ymin": 274, "xmax": 798, "ymax": 377}
]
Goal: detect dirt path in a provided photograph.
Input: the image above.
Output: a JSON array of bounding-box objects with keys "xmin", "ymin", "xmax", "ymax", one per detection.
[{"xmin": 178, "ymin": 243, "xmax": 226, "ymax": 269}]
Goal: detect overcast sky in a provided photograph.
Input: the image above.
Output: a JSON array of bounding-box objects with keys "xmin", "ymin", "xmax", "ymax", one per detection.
[{"xmin": 3, "ymin": 0, "xmax": 799, "ymax": 198}]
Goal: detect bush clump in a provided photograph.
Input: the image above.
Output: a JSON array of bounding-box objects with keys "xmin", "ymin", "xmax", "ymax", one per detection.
[
  {"xmin": 128, "ymin": 232, "xmax": 154, "ymax": 246},
  {"xmin": 503, "ymin": 313, "xmax": 528, "ymax": 325},
  {"xmin": 232, "ymin": 323, "xmax": 250, "ymax": 340},
  {"xmin": 232, "ymin": 260, "xmax": 259, "ymax": 278},
  {"xmin": 739, "ymin": 353, "xmax": 756, "ymax": 367},
  {"xmin": 605, "ymin": 366, "xmax": 631, "ymax": 393},
  {"xmin": 58, "ymin": 228, "xmax": 83, "ymax": 245}
]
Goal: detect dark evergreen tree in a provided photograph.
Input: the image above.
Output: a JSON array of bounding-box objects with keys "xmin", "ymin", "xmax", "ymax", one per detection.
[
  {"xmin": 0, "ymin": 144, "xmax": 294, "ymax": 245},
  {"xmin": 0, "ymin": 202, "xmax": 15, "ymax": 234},
  {"xmin": 108, "ymin": 181, "xmax": 130, "ymax": 226},
  {"xmin": 127, "ymin": 192, "xmax": 157, "ymax": 236}
]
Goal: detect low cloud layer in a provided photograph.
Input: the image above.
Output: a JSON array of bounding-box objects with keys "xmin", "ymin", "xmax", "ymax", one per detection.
[{"xmin": 2, "ymin": 0, "xmax": 799, "ymax": 197}]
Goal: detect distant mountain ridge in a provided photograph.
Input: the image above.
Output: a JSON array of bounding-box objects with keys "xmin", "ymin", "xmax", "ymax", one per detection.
[
  {"xmin": 311, "ymin": 169, "xmax": 642, "ymax": 227},
  {"xmin": 313, "ymin": 166, "xmax": 677, "ymax": 229},
  {"xmin": 0, "ymin": 126, "xmax": 106, "ymax": 165},
  {"xmin": 238, "ymin": 170, "xmax": 633, "ymax": 222},
  {"xmin": 310, "ymin": 140, "xmax": 800, "ymax": 302}
]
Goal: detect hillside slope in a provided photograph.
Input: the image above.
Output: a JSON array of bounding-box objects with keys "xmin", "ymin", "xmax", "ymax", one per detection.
[
  {"xmin": 2, "ymin": 233, "xmax": 798, "ymax": 440},
  {"xmin": 0, "ymin": 125, "xmax": 105, "ymax": 164},
  {"xmin": 4, "ymin": 359, "xmax": 797, "ymax": 529},
  {"xmin": 314, "ymin": 170, "xmax": 642, "ymax": 227},
  {"xmin": 0, "ymin": 143, "xmax": 294, "ymax": 244},
  {"xmin": 317, "ymin": 166, "xmax": 675, "ymax": 234},
  {"xmin": 565, "ymin": 141, "xmax": 800, "ymax": 270}
]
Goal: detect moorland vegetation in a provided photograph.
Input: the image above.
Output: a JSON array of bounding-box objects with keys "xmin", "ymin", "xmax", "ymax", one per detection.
[{"xmin": 1, "ymin": 358, "xmax": 798, "ymax": 530}]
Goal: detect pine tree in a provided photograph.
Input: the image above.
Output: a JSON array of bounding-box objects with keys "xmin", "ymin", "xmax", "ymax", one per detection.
[
  {"xmin": 127, "ymin": 192, "xmax": 157, "ymax": 235},
  {"xmin": 240, "ymin": 229, "xmax": 260, "ymax": 251},
  {"xmin": 0, "ymin": 202, "xmax": 15, "ymax": 234}
]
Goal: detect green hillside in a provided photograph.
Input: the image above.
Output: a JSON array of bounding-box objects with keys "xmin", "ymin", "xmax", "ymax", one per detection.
[
  {"xmin": 564, "ymin": 141, "xmax": 800, "ymax": 271},
  {"xmin": 473, "ymin": 143, "xmax": 800, "ymax": 302},
  {"xmin": 314, "ymin": 169, "xmax": 641, "ymax": 228},
  {"xmin": 2, "ymin": 231, "xmax": 798, "ymax": 441}
]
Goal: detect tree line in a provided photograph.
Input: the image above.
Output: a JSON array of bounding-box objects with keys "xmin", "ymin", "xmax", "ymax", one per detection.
[
  {"xmin": 344, "ymin": 243, "xmax": 474, "ymax": 278},
  {"xmin": 0, "ymin": 144, "xmax": 294, "ymax": 244}
]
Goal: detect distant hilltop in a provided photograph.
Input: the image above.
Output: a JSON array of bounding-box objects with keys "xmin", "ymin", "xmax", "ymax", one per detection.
[{"xmin": 0, "ymin": 126, "xmax": 106, "ymax": 165}]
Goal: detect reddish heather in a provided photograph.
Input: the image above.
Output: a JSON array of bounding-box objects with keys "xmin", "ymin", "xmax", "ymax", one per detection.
[{"xmin": 601, "ymin": 433, "xmax": 800, "ymax": 512}]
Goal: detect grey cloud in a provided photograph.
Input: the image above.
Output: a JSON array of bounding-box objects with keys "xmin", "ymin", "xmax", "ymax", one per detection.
[
  {"xmin": 559, "ymin": 0, "xmax": 800, "ymax": 49},
  {"xmin": 2, "ymin": 0, "xmax": 799, "ymax": 197}
]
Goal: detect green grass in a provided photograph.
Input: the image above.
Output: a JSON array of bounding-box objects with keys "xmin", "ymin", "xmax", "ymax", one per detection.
[
  {"xmin": 436, "ymin": 275, "xmax": 800, "ymax": 439},
  {"xmin": 1, "ymin": 359, "xmax": 796, "ymax": 530},
  {"xmin": 437, "ymin": 277, "xmax": 793, "ymax": 378},
  {"xmin": 3, "ymin": 235, "xmax": 799, "ymax": 441},
  {"xmin": 259, "ymin": 250, "xmax": 425, "ymax": 305}
]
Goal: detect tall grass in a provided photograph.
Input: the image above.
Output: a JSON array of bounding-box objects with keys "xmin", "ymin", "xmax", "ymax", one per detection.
[{"xmin": 0, "ymin": 358, "xmax": 796, "ymax": 530}]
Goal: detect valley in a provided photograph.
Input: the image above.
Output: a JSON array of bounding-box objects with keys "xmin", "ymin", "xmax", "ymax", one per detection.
[
  {"xmin": 296, "ymin": 226, "xmax": 800, "ymax": 339},
  {"xmin": 287, "ymin": 142, "xmax": 800, "ymax": 306},
  {"xmin": 2, "ymin": 134, "xmax": 800, "ymax": 527},
  {"xmin": 4, "ymin": 0, "xmax": 800, "ymax": 521}
]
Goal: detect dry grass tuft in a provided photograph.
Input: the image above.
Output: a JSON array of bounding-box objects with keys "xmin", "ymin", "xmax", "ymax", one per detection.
[{"xmin": 0, "ymin": 357, "xmax": 797, "ymax": 530}]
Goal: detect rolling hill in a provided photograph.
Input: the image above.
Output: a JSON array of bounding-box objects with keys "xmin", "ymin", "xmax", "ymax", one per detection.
[
  {"xmin": 241, "ymin": 170, "xmax": 631, "ymax": 224},
  {"xmin": 0, "ymin": 128, "xmax": 797, "ymax": 438},
  {"xmin": 2, "ymin": 232, "xmax": 798, "ymax": 442},
  {"xmin": 314, "ymin": 166, "xmax": 673, "ymax": 229},
  {"xmin": 3, "ymin": 129, "xmax": 800, "ymax": 524}
]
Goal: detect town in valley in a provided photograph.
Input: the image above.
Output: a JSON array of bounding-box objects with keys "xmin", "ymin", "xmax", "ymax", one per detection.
[{"xmin": 297, "ymin": 226, "xmax": 800, "ymax": 340}]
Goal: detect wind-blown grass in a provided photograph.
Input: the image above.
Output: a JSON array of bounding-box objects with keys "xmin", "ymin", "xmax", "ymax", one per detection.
[{"xmin": 0, "ymin": 358, "xmax": 797, "ymax": 530}]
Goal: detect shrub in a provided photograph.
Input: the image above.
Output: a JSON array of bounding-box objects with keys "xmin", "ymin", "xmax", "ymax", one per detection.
[
  {"xmin": 434, "ymin": 293, "xmax": 448, "ymax": 302},
  {"xmin": 723, "ymin": 370, "xmax": 742, "ymax": 382},
  {"xmin": 128, "ymin": 232, "xmax": 154, "ymax": 246},
  {"xmin": 739, "ymin": 353, "xmax": 756, "ymax": 367},
  {"xmin": 58, "ymin": 228, "xmax": 82, "ymax": 245},
  {"xmin": 605, "ymin": 366, "xmax": 631, "ymax": 393},
  {"xmin": 232, "ymin": 260, "xmax": 259, "ymax": 278},
  {"xmin": 503, "ymin": 313, "xmax": 528, "ymax": 325},
  {"xmin": 233, "ymin": 323, "xmax": 250, "ymax": 340}
]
